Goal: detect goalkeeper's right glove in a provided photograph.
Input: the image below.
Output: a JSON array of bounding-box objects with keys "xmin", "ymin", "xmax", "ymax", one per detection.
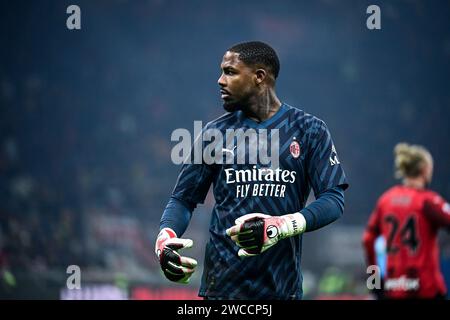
[
  {"xmin": 226, "ymin": 212, "xmax": 306, "ymax": 257},
  {"xmin": 155, "ymin": 228, "xmax": 198, "ymax": 284}
]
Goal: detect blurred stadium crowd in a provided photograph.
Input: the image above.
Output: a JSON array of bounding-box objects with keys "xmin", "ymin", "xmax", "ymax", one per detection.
[{"xmin": 1, "ymin": 0, "xmax": 450, "ymax": 299}]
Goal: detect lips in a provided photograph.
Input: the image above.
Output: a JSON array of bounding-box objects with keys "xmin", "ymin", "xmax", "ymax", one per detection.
[{"xmin": 220, "ymin": 89, "xmax": 230, "ymax": 99}]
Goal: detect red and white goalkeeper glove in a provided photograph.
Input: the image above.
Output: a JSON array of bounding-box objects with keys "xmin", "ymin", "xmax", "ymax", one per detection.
[
  {"xmin": 155, "ymin": 228, "xmax": 198, "ymax": 284},
  {"xmin": 226, "ymin": 213, "xmax": 306, "ymax": 258}
]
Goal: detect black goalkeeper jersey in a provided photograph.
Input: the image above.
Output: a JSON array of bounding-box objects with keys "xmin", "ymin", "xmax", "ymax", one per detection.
[{"xmin": 172, "ymin": 103, "xmax": 348, "ymax": 299}]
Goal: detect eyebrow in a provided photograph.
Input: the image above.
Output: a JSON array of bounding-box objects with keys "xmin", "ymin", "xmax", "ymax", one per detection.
[{"xmin": 221, "ymin": 65, "xmax": 237, "ymax": 71}]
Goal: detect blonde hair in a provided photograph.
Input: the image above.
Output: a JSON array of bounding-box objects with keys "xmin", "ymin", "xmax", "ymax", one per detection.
[{"xmin": 394, "ymin": 143, "xmax": 432, "ymax": 179}]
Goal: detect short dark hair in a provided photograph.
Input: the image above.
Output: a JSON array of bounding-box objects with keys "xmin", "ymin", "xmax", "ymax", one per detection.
[{"xmin": 228, "ymin": 41, "xmax": 280, "ymax": 79}]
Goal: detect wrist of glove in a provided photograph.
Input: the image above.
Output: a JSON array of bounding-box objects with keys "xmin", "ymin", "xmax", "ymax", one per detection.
[
  {"xmin": 155, "ymin": 228, "xmax": 198, "ymax": 284},
  {"xmin": 226, "ymin": 212, "xmax": 306, "ymax": 258}
]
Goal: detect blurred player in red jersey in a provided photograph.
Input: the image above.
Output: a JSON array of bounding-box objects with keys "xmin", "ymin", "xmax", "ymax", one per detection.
[{"xmin": 363, "ymin": 143, "xmax": 450, "ymax": 299}]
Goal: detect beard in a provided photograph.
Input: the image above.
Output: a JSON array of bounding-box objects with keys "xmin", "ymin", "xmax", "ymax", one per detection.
[
  {"xmin": 222, "ymin": 94, "xmax": 251, "ymax": 113},
  {"xmin": 222, "ymin": 100, "xmax": 242, "ymax": 112}
]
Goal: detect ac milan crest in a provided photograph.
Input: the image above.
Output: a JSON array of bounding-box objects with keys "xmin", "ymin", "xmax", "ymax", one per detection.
[{"xmin": 290, "ymin": 140, "xmax": 300, "ymax": 158}]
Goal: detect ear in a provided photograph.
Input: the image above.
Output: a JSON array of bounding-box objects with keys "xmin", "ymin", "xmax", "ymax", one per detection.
[{"xmin": 254, "ymin": 68, "xmax": 267, "ymax": 85}]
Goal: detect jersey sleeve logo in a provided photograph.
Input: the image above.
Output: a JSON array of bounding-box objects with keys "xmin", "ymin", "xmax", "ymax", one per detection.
[{"xmin": 329, "ymin": 144, "xmax": 341, "ymax": 166}]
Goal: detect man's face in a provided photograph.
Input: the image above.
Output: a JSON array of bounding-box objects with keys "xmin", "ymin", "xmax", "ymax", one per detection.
[{"xmin": 218, "ymin": 51, "xmax": 257, "ymax": 112}]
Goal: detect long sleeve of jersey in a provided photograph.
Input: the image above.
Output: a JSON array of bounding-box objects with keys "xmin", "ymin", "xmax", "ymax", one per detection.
[
  {"xmin": 300, "ymin": 186, "xmax": 345, "ymax": 232},
  {"xmin": 423, "ymin": 193, "xmax": 450, "ymax": 229},
  {"xmin": 301, "ymin": 118, "xmax": 348, "ymax": 232},
  {"xmin": 159, "ymin": 197, "xmax": 193, "ymax": 237},
  {"xmin": 362, "ymin": 201, "xmax": 382, "ymax": 267},
  {"xmin": 159, "ymin": 124, "xmax": 216, "ymax": 237}
]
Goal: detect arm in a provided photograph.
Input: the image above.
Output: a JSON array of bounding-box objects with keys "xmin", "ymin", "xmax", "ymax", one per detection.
[
  {"xmin": 362, "ymin": 203, "xmax": 382, "ymax": 267},
  {"xmin": 301, "ymin": 118, "xmax": 348, "ymax": 231},
  {"xmin": 301, "ymin": 186, "xmax": 345, "ymax": 232},
  {"xmin": 155, "ymin": 127, "xmax": 216, "ymax": 282},
  {"xmin": 225, "ymin": 186, "xmax": 344, "ymax": 257},
  {"xmin": 159, "ymin": 197, "xmax": 194, "ymax": 237},
  {"xmin": 362, "ymin": 202, "xmax": 384, "ymax": 299},
  {"xmin": 423, "ymin": 193, "xmax": 450, "ymax": 230}
]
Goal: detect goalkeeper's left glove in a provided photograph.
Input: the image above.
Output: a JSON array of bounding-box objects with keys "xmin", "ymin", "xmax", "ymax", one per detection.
[{"xmin": 226, "ymin": 212, "xmax": 306, "ymax": 258}]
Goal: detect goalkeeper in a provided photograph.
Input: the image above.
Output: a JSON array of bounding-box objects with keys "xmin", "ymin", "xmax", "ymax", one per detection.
[{"xmin": 155, "ymin": 41, "xmax": 349, "ymax": 299}]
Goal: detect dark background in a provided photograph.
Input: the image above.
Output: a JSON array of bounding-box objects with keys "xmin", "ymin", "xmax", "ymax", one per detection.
[{"xmin": 1, "ymin": 0, "xmax": 449, "ymax": 299}]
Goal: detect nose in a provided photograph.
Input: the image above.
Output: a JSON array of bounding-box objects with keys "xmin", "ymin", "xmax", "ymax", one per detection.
[{"xmin": 218, "ymin": 73, "xmax": 226, "ymax": 87}]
